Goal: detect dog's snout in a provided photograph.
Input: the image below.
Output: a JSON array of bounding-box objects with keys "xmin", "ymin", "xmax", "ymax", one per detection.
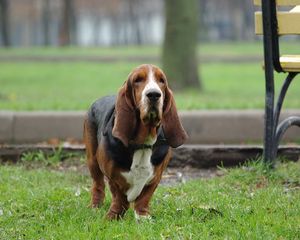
[{"xmin": 146, "ymin": 91, "xmax": 161, "ymax": 102}]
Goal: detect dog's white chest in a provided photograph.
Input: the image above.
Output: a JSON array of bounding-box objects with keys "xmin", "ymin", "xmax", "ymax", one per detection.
[{"xmin": 122, "ymin": 146, "xmax": 154, "ymax": 202}]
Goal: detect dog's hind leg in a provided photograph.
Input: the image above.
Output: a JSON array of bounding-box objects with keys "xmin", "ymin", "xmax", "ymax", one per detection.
[{"xmin": 84, "ymin": 118, "xmax": 105, "ymax": 208}]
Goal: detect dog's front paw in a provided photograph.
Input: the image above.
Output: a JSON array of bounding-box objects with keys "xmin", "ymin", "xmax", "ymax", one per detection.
[
  {"xmin": 89, "ymin": 202, "xmax": 102, "ymax": 208},
  {"xmin": 90, "ymin": 187, "xmax": 105, "ymax": 208},
  {"xmin": 106, "ymin": 210, "xmax": 125, "ymax": 221},
  {"xmin": 89, "ymin": 196, "xmax": 104, "ymax": 208}
]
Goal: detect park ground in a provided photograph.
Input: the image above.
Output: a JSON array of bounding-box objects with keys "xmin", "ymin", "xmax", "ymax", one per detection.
[{"xmin": 1, "ymin": 42, "xmax": 300, "ymax": 239}]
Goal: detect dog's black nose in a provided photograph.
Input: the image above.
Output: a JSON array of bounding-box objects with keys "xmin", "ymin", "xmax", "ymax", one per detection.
[{"xmin": 146, "ymin": 91, "xmax": 161, "ymax": 102}]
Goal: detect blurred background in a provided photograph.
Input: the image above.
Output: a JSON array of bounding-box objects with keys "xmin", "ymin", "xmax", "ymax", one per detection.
[
  {"xmin": 0, "ymin": 0, "xmax": 299, "ymax": 111},
  {"xmin": 0, "ymin": 0, "xmax": 255, "ymax": 46}
]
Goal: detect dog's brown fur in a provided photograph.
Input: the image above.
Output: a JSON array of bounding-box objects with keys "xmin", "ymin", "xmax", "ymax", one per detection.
[{"xmin": 84, "ymin": 64, "xmax": 187, "ymax": 220}]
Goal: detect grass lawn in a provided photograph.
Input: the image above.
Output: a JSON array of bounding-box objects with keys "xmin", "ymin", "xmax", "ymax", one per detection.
[
  {"xmin": 0, "ymin": 160, "xmax": 300, "ymax": 239},
  {"xmin": 1, "ymin": 61, "xmax": 300, "ymax": 110},
  {"xmin": 0, "ymin": 41, "xmax": 300, "ymax": 110},
  {"xmin": 0, "ymin": 41, "xmax": 299, "ymax": 57}
]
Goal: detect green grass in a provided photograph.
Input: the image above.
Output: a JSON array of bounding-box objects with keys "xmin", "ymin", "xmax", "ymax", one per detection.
[
  {"xmin": 1, "ymin": 41, "xmax": 300, "ymax": 110},
  {"xmin": 1, "ymin": 62, "xmax": 300, "ymax": 110},
  {"xmin": 0, "ymin": 160, "xmax": 300, "ymax": 239},
  {"xmin": 0, "ymin": 41, "xmax": 299, "ymax": 57}
]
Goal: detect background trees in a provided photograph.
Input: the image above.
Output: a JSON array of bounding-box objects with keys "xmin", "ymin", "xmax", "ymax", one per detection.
[
  {"xmin": 42, "ymin": 0, "xmax": 51, "ymax": 46},
  {"xmin": 0, "ymin": 0, "xmax": 256, "ymax": 47},
  {"xmin": 59, "ymin": 0, "xmax": 76, "ymax": 46},
  {"xmin": 0, "ymin": 0, "xmax": 10, "ymax": 46}
]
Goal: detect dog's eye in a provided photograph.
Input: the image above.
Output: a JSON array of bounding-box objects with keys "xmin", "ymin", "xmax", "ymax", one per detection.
[
  {"xmin": 159, "ymin": 78, "xmax": 165, "ymax": 84},
  {"xmin": 135, "ymin": 77, "xmax": 143, "ymax": 84}
]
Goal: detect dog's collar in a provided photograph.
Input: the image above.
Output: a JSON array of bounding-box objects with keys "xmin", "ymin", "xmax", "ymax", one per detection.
[
  {"xmin": 129, "ymin": 143, "xmax": 153, "ymax": 151},
  {"xmin": 129, "ymin": 125, "xmax": 168, "ymax": 151}
]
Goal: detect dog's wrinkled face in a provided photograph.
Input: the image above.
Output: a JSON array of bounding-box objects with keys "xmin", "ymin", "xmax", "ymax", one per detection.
[
  {"xmin": 113, "ymin": 64, "xmax": 187, "ymax": 148},
  {"xmin": 129, "ymin": 64, "xmax": 167, "ymax": 126}
]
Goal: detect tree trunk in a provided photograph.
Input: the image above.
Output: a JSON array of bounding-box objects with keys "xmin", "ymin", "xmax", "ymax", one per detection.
[
  {"xmin": 93, "ymin": 14, "xmax": 101, "ymax": 46},
  {"xmin": 59, "ymin": 0, "xmax": 76, "ymax": 46},
  {"xmin": 162, "ymin": 0, "xmax": 201, "ymax": 90},
  {"xmin": 0, "ymin": 0, "xmax": 10, "ymax": 47},
  {"xmin": 42, "ymin": 0, "xmax": 51, "ymax": 46},
  {"xmin": 128, "ymin": 0, "xmax": 142, "ymax": 45}
]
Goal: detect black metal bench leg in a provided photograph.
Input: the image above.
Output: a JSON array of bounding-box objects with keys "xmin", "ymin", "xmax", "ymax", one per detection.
[
  {"xmin": 275, "ymin": 117, "xmax": 300, "ymax": 150},
  {"xmin": 263, "ymin": 67, "xmax": 275, "ymax": 164},
  {"xmin": 260, "ymin": 0, "xmax": 300, "ymax": 164},
  {"xmin": 273, "ymin": 73, "xmax": 297, "ymax": 129},
  {"xmin": 272, "ymin": 72, "xmax": 298, "ymax": 158},
  {"xmin": 261, "ymin": 0, "xmax": 276, "ymax": 164},
  {"xmin": 264, "ymin": 72, "xmax": 299, "ymax": 163}
]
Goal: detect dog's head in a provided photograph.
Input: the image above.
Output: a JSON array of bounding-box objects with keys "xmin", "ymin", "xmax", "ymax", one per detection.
[{"xmin": 112, "ymin": 64, "xmax": 188, "ymax": 148}]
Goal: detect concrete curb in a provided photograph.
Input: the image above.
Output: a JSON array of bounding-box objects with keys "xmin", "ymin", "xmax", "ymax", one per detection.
[{"xmin": 0, "ymin": 110, "xmax": 300, "ymax": 144}]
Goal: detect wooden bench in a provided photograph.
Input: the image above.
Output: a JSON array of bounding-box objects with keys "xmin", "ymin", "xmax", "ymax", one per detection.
[{"xmin": 254, "ymin": 0, "xmax": 300, "ymax": 163}]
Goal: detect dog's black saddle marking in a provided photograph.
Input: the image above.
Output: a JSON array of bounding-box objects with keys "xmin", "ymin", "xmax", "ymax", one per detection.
[{"xmin": 102, "ymin": 105, "xmax": 170, "ymax": 170}]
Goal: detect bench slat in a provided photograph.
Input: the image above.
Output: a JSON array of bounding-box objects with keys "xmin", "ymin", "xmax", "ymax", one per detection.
[
  {"xmin": 254, "ymin": 0, "xmax": 300, "ymax": 6},
  {"xmin": 280, "ymin": 55, "xmax": 300, "ymax": 72},
  {"xmin": 291, "ymin": 5, "xmax": 300, "ymax": 11},
  {"xmin": 255, "ymin": 11, "xmax": 300, "ymax": 34}
]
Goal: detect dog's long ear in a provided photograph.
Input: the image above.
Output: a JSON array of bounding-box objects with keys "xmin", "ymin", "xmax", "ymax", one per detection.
[
  {"xmin": 112, "ymin": 79, "xmax": 136, "ymax": 147},
  {"xmin": 162, "ymin": 87, "xmax": 188, "ymax": 148}
]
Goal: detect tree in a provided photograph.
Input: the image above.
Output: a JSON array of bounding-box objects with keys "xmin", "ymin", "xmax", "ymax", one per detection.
[
  {"xmin": 127, "ymin": 0, "xmax": 142, "ymax": 45},
  {"xmin": 0, "ymin": 0, "xmax": 10, "ymax": 47},
  {"xmin": 162, "ymin": 0, "xmax": 201, "ymax": 90},
  {"xmin": 59, "ymin": 0, "xmax": 76, "ymax": 46},
  {"xmin": 42, "ymin": 0, "xmax": 51, "ymax": 46}
]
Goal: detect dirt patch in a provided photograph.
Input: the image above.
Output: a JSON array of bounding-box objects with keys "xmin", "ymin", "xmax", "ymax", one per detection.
[
  {"xmin": 2, "ymin": 144, "xmax": 300, "ymax": 169},
  {"xmin": 160, "ymin": 166, "xmax": 224, "ymax": 185},
  {"xmin": 55, "ymin": 162, "xmax": 223, "ymax": 185},
  {"xmin": 56, "ymin": 164, "xmax": 224, "ymax": 186}
]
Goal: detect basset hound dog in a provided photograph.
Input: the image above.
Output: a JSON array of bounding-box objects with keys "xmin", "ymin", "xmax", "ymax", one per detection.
[{"xmin": 84, "ymin": 64, "xmax": 188, "ymax": 220}]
